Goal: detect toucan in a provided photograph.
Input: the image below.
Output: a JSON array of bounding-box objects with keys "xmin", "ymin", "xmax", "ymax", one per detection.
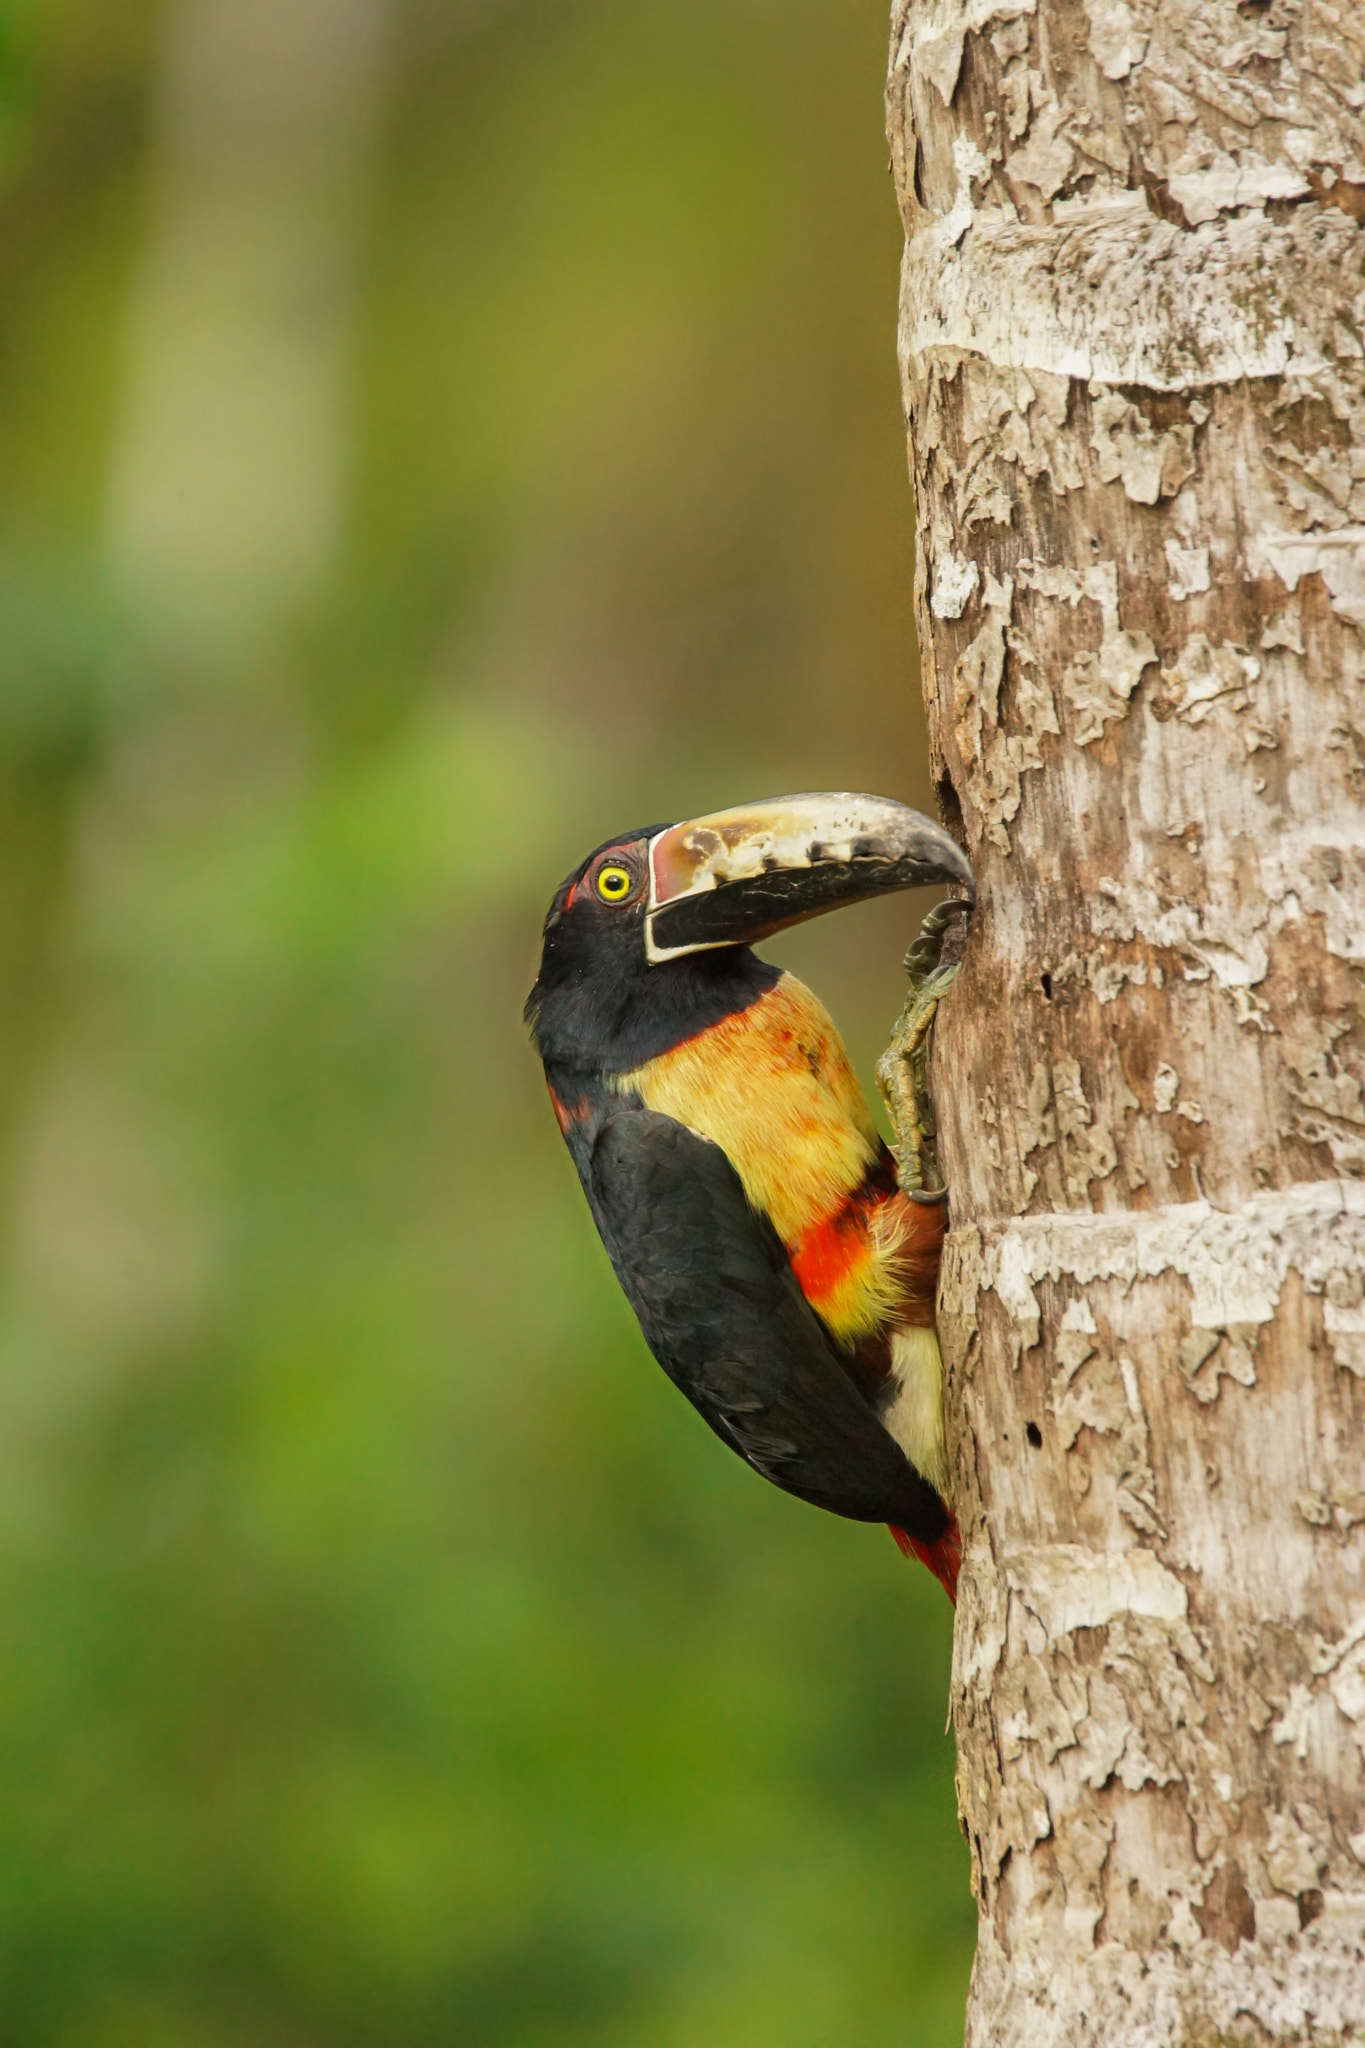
[{"xmin": 525, "ymin": 793, "xmax": 973, "ymax": 1599}]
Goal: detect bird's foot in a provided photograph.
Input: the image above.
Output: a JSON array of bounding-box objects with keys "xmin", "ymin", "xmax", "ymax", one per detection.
[
  {"xmin": 902, "ymin": 896, "xmax": 968, "ymax": 995},
  {"xmin": 877, "ymin": 898, "xmax": 971, "ymax": 1199}
]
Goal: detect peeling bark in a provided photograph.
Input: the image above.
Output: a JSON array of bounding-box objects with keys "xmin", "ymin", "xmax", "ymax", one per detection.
[{"xmin": 885, "ymin": 2, "xmax": 1365, "ymax": 2041}]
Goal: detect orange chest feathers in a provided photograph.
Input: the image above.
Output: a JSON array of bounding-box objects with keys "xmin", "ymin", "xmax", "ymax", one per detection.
[{"xmin": 611, "ymin": 974, "xmax": 940, "ymax": 1344}]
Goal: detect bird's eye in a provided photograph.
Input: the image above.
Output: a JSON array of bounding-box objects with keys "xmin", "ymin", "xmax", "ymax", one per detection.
[{"xmin": 596, "ymin": 863, "xmax": 634, "ymax": 903}]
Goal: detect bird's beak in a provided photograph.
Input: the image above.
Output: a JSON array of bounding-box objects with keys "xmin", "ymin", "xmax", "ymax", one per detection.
[{"xmin": 644, "ymin": 793, "xmax": 973, "ymax": 964}]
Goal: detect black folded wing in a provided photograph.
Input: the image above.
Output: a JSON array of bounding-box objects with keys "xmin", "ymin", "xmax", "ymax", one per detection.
[{"xmin": 588, "ymin": 1106, "xmax": 946, "ymax": 1541}]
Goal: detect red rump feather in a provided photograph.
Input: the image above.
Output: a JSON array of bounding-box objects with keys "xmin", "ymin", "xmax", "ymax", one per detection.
[{"xmin": 889, "ymin": 1512, "xmax": 961, "ymax": 1605}]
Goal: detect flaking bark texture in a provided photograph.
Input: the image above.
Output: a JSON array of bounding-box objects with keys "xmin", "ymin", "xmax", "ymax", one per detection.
[{"xmin": 884, "ymin": 3, "xmax": 1365, "ymax": 2042}]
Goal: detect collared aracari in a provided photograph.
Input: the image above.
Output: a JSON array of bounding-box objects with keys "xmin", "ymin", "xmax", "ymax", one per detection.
[{"xmin": 525, "ymin": 793, "xmax": 973, "ymax": 1600}]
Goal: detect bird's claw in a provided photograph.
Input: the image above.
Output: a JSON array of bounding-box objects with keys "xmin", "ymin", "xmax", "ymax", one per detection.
[
  {"xmin": 877, "ymin": 897, "xmax": 971, "ymax": 1201},
  {"xmin": 902, "ymin": 896, "xmax": 969, "ymax": 989}
]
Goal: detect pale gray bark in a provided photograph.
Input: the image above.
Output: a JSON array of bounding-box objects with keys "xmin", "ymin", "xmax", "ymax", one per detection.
[{"xmin": 883, "ymin": 2, "xmax": 1365, "ymax": 2041}]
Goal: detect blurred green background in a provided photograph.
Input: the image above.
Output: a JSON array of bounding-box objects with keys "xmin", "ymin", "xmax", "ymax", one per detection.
[{"xmin": 0, "ymin": 0, "xmax": 973, "ymax": 2041}]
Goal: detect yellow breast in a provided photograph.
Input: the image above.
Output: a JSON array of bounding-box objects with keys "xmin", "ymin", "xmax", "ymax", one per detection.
[{"xmin": 613, "ymin": 974, "xmax": 878, "ymax": 1247}]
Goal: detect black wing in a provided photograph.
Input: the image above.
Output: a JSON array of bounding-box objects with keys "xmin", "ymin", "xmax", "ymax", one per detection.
[{"xmin": 587, "ymin": 1106, "xmax": 946, "ymax": 1541}]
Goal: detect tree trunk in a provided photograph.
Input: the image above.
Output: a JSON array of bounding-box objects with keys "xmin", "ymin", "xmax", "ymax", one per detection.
[{"xmin": 883, "ymin": 4, "xmax": 1365, "ymax": 2041}]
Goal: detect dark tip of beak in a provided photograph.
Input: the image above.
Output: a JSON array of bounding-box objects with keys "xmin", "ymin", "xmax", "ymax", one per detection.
[{"xmin": 647, "ymin": 797, "xmax": 974, "ymax": 959}]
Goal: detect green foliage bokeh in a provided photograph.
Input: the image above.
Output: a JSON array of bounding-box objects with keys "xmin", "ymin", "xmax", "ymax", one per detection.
[{"xmin": 0, "ymin": 0, "xmax": 974, "ymax": 2042}]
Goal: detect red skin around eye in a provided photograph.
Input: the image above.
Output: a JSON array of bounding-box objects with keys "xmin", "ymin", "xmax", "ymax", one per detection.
[{"xmin": 572, "ymin": 861, "xmax": 635, "ymax": 907}]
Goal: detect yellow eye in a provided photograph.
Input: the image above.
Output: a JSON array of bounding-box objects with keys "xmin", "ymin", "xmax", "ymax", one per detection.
[{"xmin": 596, "ymin": 864, "xmax": 633, "ymax": 903}]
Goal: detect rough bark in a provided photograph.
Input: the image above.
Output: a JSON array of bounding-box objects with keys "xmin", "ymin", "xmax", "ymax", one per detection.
[{"xmin": 883, "ymin": 3, "xmax": 1365, "ymax": 2042}]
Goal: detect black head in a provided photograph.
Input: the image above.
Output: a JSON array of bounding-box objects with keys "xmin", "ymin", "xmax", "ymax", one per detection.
[
  {"xmin": 525, "ymin": 793, "xmax": 974, "ymax": 1082},
  {"xmin": 524, "ymin": 824, "xmax": 780, "ymax": 1080}
]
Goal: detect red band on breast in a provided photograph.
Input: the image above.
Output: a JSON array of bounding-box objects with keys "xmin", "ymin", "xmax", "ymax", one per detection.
[{"xmin": 789, "ymin": 1206, "xmax": 867, "ymax": 1306}]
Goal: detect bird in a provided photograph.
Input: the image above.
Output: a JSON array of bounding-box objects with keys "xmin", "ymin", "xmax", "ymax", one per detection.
[{"xmin": 525, "ymin": 792, "xmax": 973, "ymax": 1600}]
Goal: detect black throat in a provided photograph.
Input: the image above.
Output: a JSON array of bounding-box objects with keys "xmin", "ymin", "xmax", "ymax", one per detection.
[{"xmin": 527, "ymin": 937, "xmax": 781, "ymax": 1091}]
